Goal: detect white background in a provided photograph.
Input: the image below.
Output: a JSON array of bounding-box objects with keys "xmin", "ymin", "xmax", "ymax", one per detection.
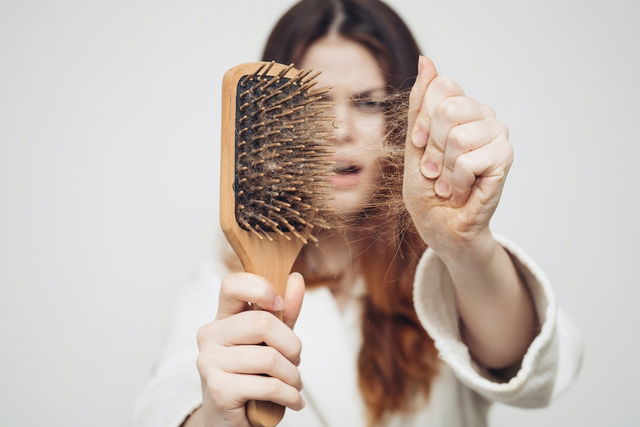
[{"xmin": 1, "ymin": 0, "xmax": 639, "ymax": 425}]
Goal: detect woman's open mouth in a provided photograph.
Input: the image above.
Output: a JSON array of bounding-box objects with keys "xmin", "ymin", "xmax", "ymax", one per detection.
[{"xmin": 330, "ymin": 161, "xmax": 363, "ymax": 187}]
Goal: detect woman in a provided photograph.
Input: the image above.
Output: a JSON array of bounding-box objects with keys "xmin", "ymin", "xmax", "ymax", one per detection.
[{"xmin": 133, "ymin": 1, "xmax": 582, "ymax": 426}]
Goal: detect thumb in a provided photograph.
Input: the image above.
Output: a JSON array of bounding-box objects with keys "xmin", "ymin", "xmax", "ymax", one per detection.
[
  {"xmin": 407, "ymin": 55, "xmax": 437, "ymax": 149},
  {"xmin": 282, "ymin": 272, "xmax": 305, "ymax": 329}
]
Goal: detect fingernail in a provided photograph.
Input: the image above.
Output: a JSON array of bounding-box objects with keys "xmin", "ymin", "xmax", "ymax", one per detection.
[
  {"xmin": 418, "ymin": 55, "xmax": 424, "ymax": 76},
  {"xmin": 435, "ymin": 180, "xmax": 450, "ymax": 198},
  {"xmin": 420, "ymin": 161, "xmax": 439, "ymax": 178},
  {"xmin": 273, "ymin": 295, "xmax": 284, "ymax": 311},
  {"xmin": 290, "ymin": 272, "xmax": 303, "ymax": 281},
  {"xmin": 412, "ymin": 130, "xmax": 427, "ymax": 147}
]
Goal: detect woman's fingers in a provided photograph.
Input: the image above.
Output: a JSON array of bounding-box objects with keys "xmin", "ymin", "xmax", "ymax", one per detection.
[
  {"xmin": 435, "ymin": 118, "xmax": 507, "ymax": 198},
  {"xmin": 421, "ymin": 97, "xmax": 491, "ymax": 179},
  {"xmin": 235, "ymin": 374, "xmax": 306, "ymax": 411},
  {"xmin": 202, "ymin": 371, "xmax": 305, "ymax": 412},
  {"xmin": 200, "ymin": 310, "xmax": 302, "ymax": 365},
  {"xmin": 216, "ymin": 272, "xmax": 284, "ymax": 320},
  {"xmin": 198, "ymin": 272, "xmax": 307, "ymax": 422},
  {"xmin": 446, "ymin": 138, "xmax": 513, "ymax": 208},
  {"xmin": 412, "ymin": 75, "xmax": 465, "ymax": 148},
  {"xmin": 283, "ymin": 272, "xmax": 305, "ymax": 329},
  {"xmin": 408, "ymin": 56, "xmax": 437, "ymax": 148},
  {"xmin": 212, "ymin": 345, "xmax": 302, "ymax": 390}
]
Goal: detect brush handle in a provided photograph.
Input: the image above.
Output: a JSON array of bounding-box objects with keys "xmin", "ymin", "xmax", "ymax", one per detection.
[
  {"xmin": 220, "ymin": 62, "xmax": 311, "ymax": 427},
  {"xmin": 246, "ymin": 387, "xmax": 286, "ymax": 427},
  {"xmin": 220, "ymin": 235, "xmax": 304, "ymax": 427},
  {"xmin": 243, "ymin": 251, "xmax": 297, "ymax": 427}
]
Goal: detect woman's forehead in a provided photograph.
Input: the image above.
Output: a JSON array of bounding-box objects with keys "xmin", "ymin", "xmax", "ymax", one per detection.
[{"xmin": 299, "ymin": 36, "xmax": 386, "ymax": 93}]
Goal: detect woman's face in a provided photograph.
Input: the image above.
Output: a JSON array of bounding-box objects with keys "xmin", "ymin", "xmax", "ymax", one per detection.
[{"xmin": 300, "ymin": 36, "xmax": 387, "ymax": 215}]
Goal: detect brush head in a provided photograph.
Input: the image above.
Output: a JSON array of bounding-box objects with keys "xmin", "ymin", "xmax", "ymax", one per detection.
[{"xmin": 225, "ymin": 61, "xmax": 334, "ymax": 244}]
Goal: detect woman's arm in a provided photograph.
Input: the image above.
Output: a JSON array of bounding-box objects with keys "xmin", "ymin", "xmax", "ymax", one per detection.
[
  {"xmin": 413, "ymin": 237, "xmax": 583, "ymax": 406},
  {"xmin": 403, "ymin": 56, "xmax": 536, "ymax": 370},
  {"xmin": 438, "ymin": 236, "xmax": 538, "ymax": 369}
]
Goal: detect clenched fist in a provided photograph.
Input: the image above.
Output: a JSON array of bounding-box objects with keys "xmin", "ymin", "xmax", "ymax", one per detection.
[{"xmin": 403, "ymin": 56, "xmax": 513, "ymax": 258}]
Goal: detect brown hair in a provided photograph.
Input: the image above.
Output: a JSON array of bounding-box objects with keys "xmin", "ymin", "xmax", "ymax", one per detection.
[{"xmin": 251, "ymin": 0, "xmax": 439, "ymax": 424}]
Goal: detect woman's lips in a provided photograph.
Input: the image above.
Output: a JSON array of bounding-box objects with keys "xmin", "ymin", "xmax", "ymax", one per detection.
[
  {"xmin": 330, "ymin": 161, "xmax": 362, "ymax": 188},
  {"xmin": 330, "ymin": 171, "xmax": 361, "ymax": 187}
]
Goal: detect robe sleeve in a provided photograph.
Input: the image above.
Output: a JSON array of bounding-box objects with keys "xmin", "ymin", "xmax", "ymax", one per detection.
[
  {"xmin": 132, "ymin": 262, "xmax": 221, "ymax": 427},
  {"xmin": 412, "ymin": 235, "xmax": 583, "ymax": 408}
]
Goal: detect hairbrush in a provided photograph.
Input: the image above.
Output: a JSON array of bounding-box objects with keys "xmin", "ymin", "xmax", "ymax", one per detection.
[{"xmin": 220, "ymin": 61, "xmax": 334, "ymax": 426}]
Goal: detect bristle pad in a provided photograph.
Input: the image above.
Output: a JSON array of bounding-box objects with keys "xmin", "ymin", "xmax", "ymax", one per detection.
[{"xmin": 234, "ymin": 63, "xmax": 333, "ymax": 242}]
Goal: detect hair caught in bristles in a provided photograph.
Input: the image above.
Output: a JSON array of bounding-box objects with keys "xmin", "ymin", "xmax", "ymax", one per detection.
[{"xmin": 234, "ymin": 61, "xmax": 336, "ymax": 244}]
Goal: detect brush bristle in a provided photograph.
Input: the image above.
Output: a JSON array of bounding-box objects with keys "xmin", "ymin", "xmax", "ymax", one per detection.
[{"xmin": 234, "ymin": 61, "xmax": 334, "ymax": 244}]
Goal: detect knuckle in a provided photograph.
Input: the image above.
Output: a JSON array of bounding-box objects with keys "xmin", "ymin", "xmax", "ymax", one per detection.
[
  {"xmin": 265, "ymin": 347, "xmax": 280, "ymax": 371},
  {"xmin": 258, "ymin": 282, "xmax": 274, "ymax": 302},
  {"xmin": 253, "ymin": 310, "xmax": 275, "ymax": 336},
  {"xmin": 206, "ymin": 383, "xmax": 226, "ymax": 405},
  {"xmin": 502, "ymin": 123, "xmax": 510, "ymax": 138},
  {"xmin": 455, "ymin": 155, "xmax": 473, "ymax": 174},
  {"xmin": 428, "ymin": 140, "xmax": 444, "ymax": 156},
  {"xmin": 448, "ymin": 126, "xmax": 469, "ymax": 149},
  {"xmin": 481, "ymin": 103, "xmax": 496, "ymax": 117},
  {"xmin": 435, "ymin": 99, "xmax": 458, "ymax": 122},
  {"xmin": 434, "ymin": 76, "xmax": 457, "ymax": 94},
  {"xmin": 292, "ymin": 336, "xmax": 302, "ymax": 360},
  {"xmin": 204, "ymin": 372, "xmax": 226, "ymax": 401},
  {"xmin": 196, "ymin": 354, "xmax": 208, "ymax": 374},
  {"xmin": 506, "ymin": 144, "xmax": 514, "ymax": 165},
  {"xmin": 197, "ymin": 350, "xmax": 223, "ymax": 379},
  {"xmin": 196, "ymin": 323, "xmax": 213, "ymax": 347},
  {"xmin": 220, "ymin": 273, "xmax": 236, "ymax": 296},
  {"xmin": 204, "ymin": 371, "xmax": 242, "ymax": 411},
  {"xmin": 196, "ymin": 325, "xmax": 206, "ymax": 346},
  {"xmin": 266, "ymin": 377, "xmax": 285, "ymax": 397}
]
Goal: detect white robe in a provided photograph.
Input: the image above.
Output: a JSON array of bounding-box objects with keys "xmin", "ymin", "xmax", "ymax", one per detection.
[{"xmin": 132, "ymin": 236, "xmax": 583, "ymax": 427}]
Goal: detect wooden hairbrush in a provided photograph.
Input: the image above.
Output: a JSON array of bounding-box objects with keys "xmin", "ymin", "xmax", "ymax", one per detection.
[{"xmin": 220, "ymin": 61, "xmax": 333, "ymax": 426}]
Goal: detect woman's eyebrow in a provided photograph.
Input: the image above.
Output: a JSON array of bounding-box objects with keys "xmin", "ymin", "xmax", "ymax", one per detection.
[{"xmin": 349, "ymin": 87, "xmax": 388, "ymax": 98}]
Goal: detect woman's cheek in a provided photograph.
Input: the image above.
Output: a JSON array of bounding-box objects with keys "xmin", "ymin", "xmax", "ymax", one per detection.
[
  {"xmin": 364, "ymin": 113, "xmax": 386, "ymax": 141},
  {"xmin": 356, "ymin": 115, "xmax": 386, "ymax": 155}
]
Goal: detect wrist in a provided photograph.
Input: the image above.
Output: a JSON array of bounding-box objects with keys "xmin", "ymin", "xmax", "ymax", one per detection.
[{"xmin": 432, "ymin": 229, "xmax": 498, "ymax": 274}]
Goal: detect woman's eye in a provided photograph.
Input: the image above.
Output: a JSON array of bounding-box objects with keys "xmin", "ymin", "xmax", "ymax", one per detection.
[{"xmin": 352, "ymin": 98, "xmax": 385, "ymax": 112}]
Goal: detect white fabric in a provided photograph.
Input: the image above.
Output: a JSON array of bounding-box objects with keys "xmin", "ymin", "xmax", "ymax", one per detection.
[{"xmin": 132, "ymin": 236, "xmax": 582, "ymax": 427}]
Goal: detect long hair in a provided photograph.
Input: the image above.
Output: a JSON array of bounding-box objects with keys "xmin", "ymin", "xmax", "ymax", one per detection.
[{"xmin": 236, "ymin": 0, "xmax": 439, "ymax": 424}]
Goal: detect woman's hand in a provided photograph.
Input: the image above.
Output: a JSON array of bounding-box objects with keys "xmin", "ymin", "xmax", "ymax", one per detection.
[
  {"xmin": 403, "ymin": 56, "xmax": 513, "ymax": 260},
  {"xmin": 192, "ymin": 272, "xmax": 306, "ymax": 427}
]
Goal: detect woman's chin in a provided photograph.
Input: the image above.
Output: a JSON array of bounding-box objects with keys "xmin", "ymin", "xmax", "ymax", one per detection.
[{"xmin": 326, "ymin": 190, "xmax": 367, "ymax": 217}]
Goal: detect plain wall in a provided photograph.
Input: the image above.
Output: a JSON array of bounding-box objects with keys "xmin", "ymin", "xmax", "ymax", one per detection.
[{"xmin": 1, "ymin": 0, "xmax": 638, "ymax": 425}]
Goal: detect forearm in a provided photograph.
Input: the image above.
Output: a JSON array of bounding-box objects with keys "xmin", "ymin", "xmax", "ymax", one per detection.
[{"xmin": 438, "ymin": 235, "xmax": 538, "ymax": 370}]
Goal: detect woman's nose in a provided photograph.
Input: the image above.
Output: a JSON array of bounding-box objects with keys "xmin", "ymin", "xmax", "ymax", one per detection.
[{"xmin": 332, "ymin": 101, "xmax": 354, "ymax": 145}]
